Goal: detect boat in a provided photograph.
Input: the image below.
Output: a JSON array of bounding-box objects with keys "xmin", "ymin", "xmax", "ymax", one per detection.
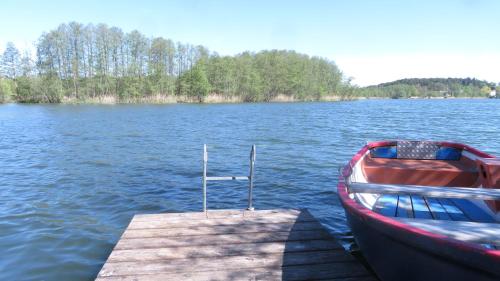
[{"xmin": 337, "ymin": 140, "xmax": 500, "ymax": 281}]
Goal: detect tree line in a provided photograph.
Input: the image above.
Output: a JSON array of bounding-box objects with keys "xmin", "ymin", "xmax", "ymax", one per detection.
[
  {"xmin": 0, "ymin": 22, "xmax": 349, "ymax": 103},
  {"xmin": 356, "ymin": 78, "xmax": 499, "ymax": 99},
  {"xmin": 1, "ymin": 22, "xmax": 498, "ymax": 103}
]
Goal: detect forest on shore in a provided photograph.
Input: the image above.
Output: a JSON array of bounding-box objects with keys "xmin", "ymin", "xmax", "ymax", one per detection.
[
  {"xmin": 0, "ymin": 22, "xmax": 498, "ymax": 104},
  {"xmin": 358, "ymin": 78, "xmax": 498, "ymax": 99},
  {"xmin": 0, "ymin": 22, "xmax": 349, "ymax": 103}
]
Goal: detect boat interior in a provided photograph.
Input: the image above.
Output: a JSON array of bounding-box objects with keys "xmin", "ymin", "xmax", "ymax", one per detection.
[{"xmin": 348, "ymin": 141, "xmax": 500, "ymax": 248}]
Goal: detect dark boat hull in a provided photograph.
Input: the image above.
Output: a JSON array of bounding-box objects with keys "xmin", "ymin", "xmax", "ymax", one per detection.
[{"xmin": 345, "ymin": 208, "xmax": 498, "ymax": 281}]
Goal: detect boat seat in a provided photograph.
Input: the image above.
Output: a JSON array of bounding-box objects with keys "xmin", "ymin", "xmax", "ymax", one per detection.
[
  {"xmin": 394, "ymin": 218, "xmax": 500, "ymax": 246},
  {"xmin": 362, "ymin": 157, "xmax": 479, "ymax": 186}
]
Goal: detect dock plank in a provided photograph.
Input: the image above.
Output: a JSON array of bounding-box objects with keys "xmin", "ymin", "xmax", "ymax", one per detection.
[
  {"xmin": 95, "ymin": 209, "xmax": 375, "ymax": 281},
  {"xmin": 128, "ymin": 214, "xmax": 317, "ymax": 229},
  {"xmin": 122, "ymin": 221, "xmax": 324, "ymax": 238},
  {"xmin": 107, "ymin": 240, "xmax": 344, "ymax": 262},
  {"xmin": 99, "ymin": 251, "xmax": 355, "ymax": 276},
  {"xmin": 96, "ymin": 263, "xmax": 375, "ymax": 281},
  {"xmin": 132, "ymin": 209, "xmax": 304, "ymax": 221},
  {"xmin": 115, "ymin": 230, "xmax": 332, "ymax": 249}
]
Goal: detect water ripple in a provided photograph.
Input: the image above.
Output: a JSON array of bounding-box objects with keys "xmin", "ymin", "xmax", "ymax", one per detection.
[{"xmin": 0, "ymin": 99, "xmax": 499, "ymax": 280}]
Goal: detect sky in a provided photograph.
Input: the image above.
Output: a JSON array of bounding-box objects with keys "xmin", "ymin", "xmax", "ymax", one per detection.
[{"xmin": 1, "ymin": 0, "xmax": 499, "ymax": 86}]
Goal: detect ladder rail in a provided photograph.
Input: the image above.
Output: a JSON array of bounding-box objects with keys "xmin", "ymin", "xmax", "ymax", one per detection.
[
  {"xmin": 202, "ymin": 144, "xmax": 256, "ymax": 212},
  {"xmin": 248, "ymin": 145, "xmax": 256, "ymax": 211},
  {"xmin": 203, "ymin": 144, "xmax": 208, "ymax": 212}
]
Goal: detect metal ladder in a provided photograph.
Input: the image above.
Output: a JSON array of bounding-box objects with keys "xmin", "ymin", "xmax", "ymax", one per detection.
[{"xmin": 202, "ymin": 144, "xmax": 256, "ymax": 212}]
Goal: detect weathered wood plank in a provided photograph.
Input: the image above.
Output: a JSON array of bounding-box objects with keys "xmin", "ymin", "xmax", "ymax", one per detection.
[
  {"xmin": 115, "ymin": 230, "xmax": 332, "ymax": 250},
  {"xmin": 99, "ymin": 251, "xmax": 356, "ymax": 277},
  {"xmin": 132, "ymin": 210, "xmax": 241, "ymax": 221},
  {"xmin": 349, "ymin": 182, "xmax": 500, "ymax": 200},
  {"xmin": 128, "ymin": 215, "xmax": 317, "ymax": 229},
  {"xmin": 107, "ymin": 240, "xmax": 344, "ymax": 262},
  {"xmin": 97, "ymin": 262, "xmax": 373, "ymax": 281},
  {"xmin": 132, "ymin": 209, "xmax": 305, "ymax": 222},
  {"xmin": 242, "ymin": 209, "xmax": 311, "ymax": 219},
  {"xmin": 122, "ymin": 221, "xmax": 324, "ymax": 238},
  {"xmin": 97, "ymin": 273, "xmax": 376, "ymax": 281}
]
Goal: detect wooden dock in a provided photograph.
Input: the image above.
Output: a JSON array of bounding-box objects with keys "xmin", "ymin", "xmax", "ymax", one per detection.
[{"xmin": 96, "ymin": 209, "xmax": 376, "ymax": 281}]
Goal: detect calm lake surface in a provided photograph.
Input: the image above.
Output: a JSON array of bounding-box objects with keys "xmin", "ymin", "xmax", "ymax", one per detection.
[{"xmin": 1, "ymin": 99, "xmax": 499, "ymax": 280}]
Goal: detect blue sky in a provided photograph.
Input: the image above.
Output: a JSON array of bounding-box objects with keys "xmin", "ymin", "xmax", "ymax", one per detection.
[{"xmin": 1, "ymin": 0, "xmax": 499, "ymax": 85}]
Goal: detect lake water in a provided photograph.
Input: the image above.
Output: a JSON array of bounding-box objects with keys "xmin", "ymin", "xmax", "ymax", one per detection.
[{"xmin": 1, "ymin": 99, "xmax": 499, "ymax": 280}]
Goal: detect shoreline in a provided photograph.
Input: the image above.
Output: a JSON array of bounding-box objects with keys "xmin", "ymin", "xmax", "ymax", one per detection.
[
  {"xmin": 2, "ymin": 94, "xmax": 354, "ymax": 105},
  {"xmin": 61, "ymin": 94, "xmax": 351, "ymax": 104},
  {"xmin": 0, "ymin": 95, "xmax": 494, "ymax": 105}
]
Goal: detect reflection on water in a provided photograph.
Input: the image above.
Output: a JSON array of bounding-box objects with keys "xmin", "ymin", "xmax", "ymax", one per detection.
[{"xmin": 0, "ymin": 99, "xmax": 499, "ymax": 280}]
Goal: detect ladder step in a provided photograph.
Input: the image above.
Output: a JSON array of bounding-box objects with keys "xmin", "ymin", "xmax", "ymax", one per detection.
[{"xmin": 206, "ymin": 176, "xmax": 249, "ymax": 181}]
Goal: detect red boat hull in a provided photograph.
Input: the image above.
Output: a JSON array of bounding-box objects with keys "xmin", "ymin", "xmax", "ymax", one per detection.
[{"xmin": 338, "ymin": 141, "xmax": 500, "ymax": 281}]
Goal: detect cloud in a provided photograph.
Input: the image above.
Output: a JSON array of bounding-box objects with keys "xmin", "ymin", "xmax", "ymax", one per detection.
[
  {"xmin": 0, "ymin": 40, "xmax": 36, "ymax": 56},
  {"xmin": 336, "ymin": 53, "xmax": 500, "ymax": 86}
]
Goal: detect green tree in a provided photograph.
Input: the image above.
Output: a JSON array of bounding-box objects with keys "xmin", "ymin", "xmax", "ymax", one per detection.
[
  {"xmin": 1, "ymin": 42, "xmax": 20, "ymax": 78},
  {"xmin": 177, "ymin": 63, "xmax": 210, "ymax": 102},
  {"xmin": 0, "ymin": 78, "xmax": 15, "ymax": 102},
  {"xmin": 190, "ymin": 65, "xmax": 210, "ymax": 102},
  {"xmin": 480, "ymin": 85, "xmax": 491, "ymax": 97},
  {"xmin": 15, "ymin": 76, "xmax": 33, "ymax": 102}
]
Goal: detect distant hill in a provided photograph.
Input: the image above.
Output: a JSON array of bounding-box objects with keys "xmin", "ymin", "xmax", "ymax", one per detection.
[{"xmin": 357, "ymin": 78, "xmax": 498, "ymax": 99}]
